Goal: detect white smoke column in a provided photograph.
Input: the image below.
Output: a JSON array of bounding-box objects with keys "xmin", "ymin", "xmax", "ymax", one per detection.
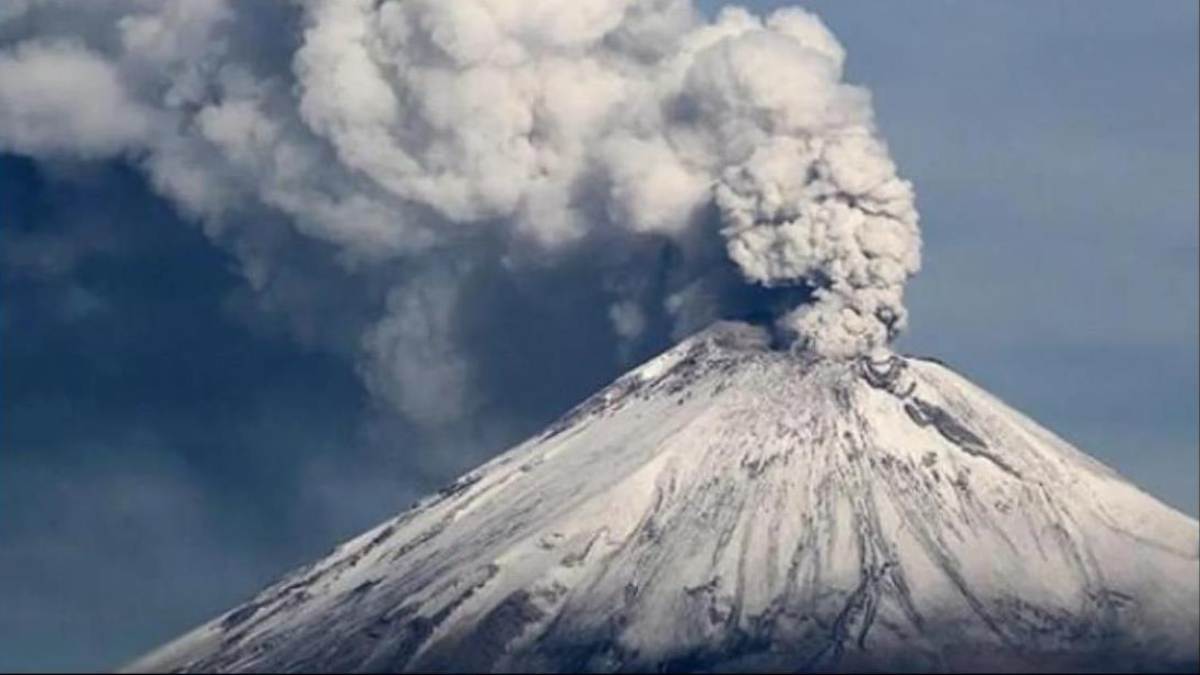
[
  {"xmin": 0, "ymin": 0, "xmax": 921, "ymax": 421},
  {"xmin": 682, "ymin": 9, "xmax": 921, "ymax": 357},
  {"xmin": 714, "ymin": 129, "xmax": 921, "ymax": 357}
]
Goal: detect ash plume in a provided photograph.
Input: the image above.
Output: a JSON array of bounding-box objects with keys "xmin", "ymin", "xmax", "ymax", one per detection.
[{"xmin": 0, "ymin": 0, "xmax": 920, "ymax": 423}]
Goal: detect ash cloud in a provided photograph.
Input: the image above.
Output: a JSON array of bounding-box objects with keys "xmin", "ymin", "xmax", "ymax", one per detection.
[{"xmin": 0, "ymin": 0, "xmax": 921, "ymax": 425}]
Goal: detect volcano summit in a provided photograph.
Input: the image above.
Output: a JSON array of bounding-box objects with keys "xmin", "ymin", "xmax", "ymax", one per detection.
[{"xmin": 128, "ymin": 322, "xmax": 1199, "ymax": 673}]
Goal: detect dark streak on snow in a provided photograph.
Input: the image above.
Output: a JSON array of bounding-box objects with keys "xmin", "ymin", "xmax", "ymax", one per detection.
[{"xmin": 903, "ymin": 397, "xmax": 1022, "ymax": 479}]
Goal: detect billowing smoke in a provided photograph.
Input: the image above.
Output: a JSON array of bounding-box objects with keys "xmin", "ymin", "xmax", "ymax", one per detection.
[{"xmin": 0, "ymin": 0, "xmax": 919, "ymax": 424}]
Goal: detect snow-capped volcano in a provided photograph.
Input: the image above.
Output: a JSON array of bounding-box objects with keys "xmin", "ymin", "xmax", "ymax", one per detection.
[{"xmin": 127, "ymin": 322, "xmax": 1199, "ymax": 673}]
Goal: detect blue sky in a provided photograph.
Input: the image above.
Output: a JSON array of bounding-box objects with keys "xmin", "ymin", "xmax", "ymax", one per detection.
[{"xmin": 1, "ymin": 2, "xmax": 1196, "ymax": 672}]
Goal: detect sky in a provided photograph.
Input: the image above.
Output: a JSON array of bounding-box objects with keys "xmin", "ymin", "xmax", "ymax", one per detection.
[{"xmin": 1, "ymin": 1, "xmax": 1197, "ymax": 672}]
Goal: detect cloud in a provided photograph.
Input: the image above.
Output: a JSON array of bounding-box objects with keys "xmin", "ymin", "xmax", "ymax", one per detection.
[
  {"xmin": 359, "ymin": 261, "xmax": 477, "ymax": 425},
  {"xmin": 0, "ymin": 40, "xmax": 151, "ymax": 157},
  {"xmin": 0, "ymin": 0, "xmax": 921, "ymax": 426}
]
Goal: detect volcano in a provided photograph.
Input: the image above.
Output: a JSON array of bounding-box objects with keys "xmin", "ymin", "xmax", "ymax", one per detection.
[{"xmin": 127, "ymin": 322, "xmax": 1199, "ymax": 673}]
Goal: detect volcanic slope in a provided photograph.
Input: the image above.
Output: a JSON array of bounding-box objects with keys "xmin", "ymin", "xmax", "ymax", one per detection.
[{"xmin": 128, "ymin": 322, "xmax": 1200, "ymax": 673}]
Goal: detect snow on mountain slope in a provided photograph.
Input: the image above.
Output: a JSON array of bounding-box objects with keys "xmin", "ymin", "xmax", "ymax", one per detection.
[{"xmin": 126, "ymin": 322, "xmax": 1199, "ymax": 673}]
